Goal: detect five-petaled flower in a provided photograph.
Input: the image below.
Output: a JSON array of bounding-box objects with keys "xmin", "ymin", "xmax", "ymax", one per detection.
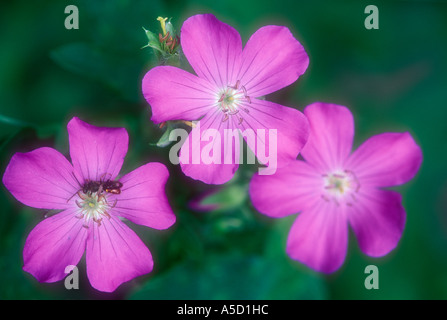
[
  {"xmin": 142, "ymin": 14, "xmax": 310, "ymax": 184},
  {"xmin": 249, "ymin": 102, "xmax": 423, "ymax": 273},
  {"xmin": 2, "ymin": 117, "xmax": 176, "ymax": 292}
]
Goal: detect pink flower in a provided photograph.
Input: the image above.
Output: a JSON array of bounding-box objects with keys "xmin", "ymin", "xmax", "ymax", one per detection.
[
  {"xmin": 2, "ymin": 117, "xmax": 175, "ymax": 292},
  {"xmin": 142, "ymin": 14, "xmax": 309, "ymax": 184},
  {"xmin": 249, "ymin": 102, "xmax": 423, "ymax": 273}
]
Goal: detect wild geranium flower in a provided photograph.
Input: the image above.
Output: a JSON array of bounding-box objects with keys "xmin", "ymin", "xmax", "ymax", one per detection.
[
  {"xmin": 2, "ymin": 117, "xmax": 175, "ymax": 292},
  {"xmin": 142, "ymin": 14, "xmax": 309, "ymax": 184},
  {"xmin": 249, "ymin": 102, "xmax": 423, "ymax": 273}
]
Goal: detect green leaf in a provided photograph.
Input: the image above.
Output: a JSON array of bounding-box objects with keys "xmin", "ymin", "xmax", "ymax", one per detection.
[
  {"xmin": 152, "ymin": 122, "xmax": 175, "ymax": 148},
  {"xmin": 199, "ymin": 184, "xmax": 247, "ymax": 213},
  {"xmin": 129, "ymin": 253, "xmax": 327, "ymax": 300},
  {"xmin": 50, "ymin": 42, "xmax": 141, "ymax": 102},
  {"xmin": 142, "ymin": 27, "xmax": 163, "ymax": 53}
]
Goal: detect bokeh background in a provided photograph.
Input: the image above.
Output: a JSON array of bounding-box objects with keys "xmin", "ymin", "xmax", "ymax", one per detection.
[{"xmin": 1, "ymin": 0, "xmax": 446, "ymax": 300}]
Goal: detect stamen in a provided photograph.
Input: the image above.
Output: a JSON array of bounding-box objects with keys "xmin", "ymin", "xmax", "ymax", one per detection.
[
  {"xmin": 160, "ymin": 31, "xmax": 170, "ymax": 42},
  {"xmin": 75, "ymin": 190, "xmax": 116, "ymax": 228},
  {"xmin": 230, "ymin": 80, "xmax": 240, "ymax": 90},
  {"xmin": 345, "ymin": 169, "xmax": 361, "ymax": 192},
  {"xmin": 170, "ymin": 38, "xmax": 176, "ymax": 51},
  {"xmin": 217, "ymin": 79, "xmax": 252, "ymax": 125},
  {"xmin": 103, "ymin": 211, "xmax": 111, "ymax": 220},
  {"xmin": 321, "ymin": 169, "xmax": 361, "ymax": 207},
  {"xmin": 181, "ymin": 120, "xmax": 196, "ymax": 128},
  {"xmin": 93, "ymin": 217, "xmax": 102, "ymax": 226}
]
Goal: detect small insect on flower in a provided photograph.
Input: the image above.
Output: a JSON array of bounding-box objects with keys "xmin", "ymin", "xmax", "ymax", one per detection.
[
  {"xmin": 102, "ymin": 179, "xmax": 123, "ymax": 194},
  {"xmin": 2, "ymin": 117, "xmax": 176, "ymax": 292},
  {"xmin": 81, "ymin": 174, "xmax": 123, "ymax": 195},
  {"xmin": 66, "ymin": 173, "xmax": 123, "ymax": 206}
]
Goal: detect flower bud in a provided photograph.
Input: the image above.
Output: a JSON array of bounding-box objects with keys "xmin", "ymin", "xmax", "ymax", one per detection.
[{"xmin": 142, "ymin": 17, "xmax": 181, "ymax": 66}]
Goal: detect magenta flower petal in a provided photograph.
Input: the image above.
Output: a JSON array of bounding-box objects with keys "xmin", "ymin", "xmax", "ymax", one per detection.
[
  {"xmin": 112, "ymin": 162, "xmax": 175, "ymax": 230},
  {"xmin": 301, "ymin": 102, "xmax": 354, "ymax": 171},
  {"xmin": 142, "ymin": 66, "xmax": 216, "ymax": 124},
  {"xmin": 85, "ymin": 216, "xmax": 153, "ymax": 293},
  {"xmin": 2, "ymin": 147, "xmax": 78, "ymax": 210},
  {"xmin": 346, "ymin": 132, "xmax": 423, "ymax": 187},
  {"xmin": 142, "ymin": 14, "xmax": 310, "ymax": 185},
  {"xmin": 4, "ymin": 117, "xmax": 176, "ymax": 292},
  {"xmin": 250, "ymin": 102, "xmax": 422, "ymax": 273},
  {"xmin": 67, "ymin": 117, "xmax": 128, "ymax": 182},
  {"xmin": 179, "ymin": 111, "xmax": 240, "ymax": 185},
  {"xmin": 249, "ymin": 160, "xmax": 321, "ymax": 218},
  {"xmin": 181, "ymin": 14, "xmax": 242, "ymax": 87},
  {"xmin": 23, "ymin": 208, "xmax": 88, "ymax": 283},
  {"xmin": 286, "ymin": 203, "xmax": 348, "ymax": 274},
  {"xmin": 240, "ymin": 99, "xmax": 309, "ymax": 169},
  {"xmin": 239, "ymin": 25, "xmax": 309, "ymax": 97},
  {"xmin": 348, "ymin": 188, "xmax": 405, "ymax": 257}
]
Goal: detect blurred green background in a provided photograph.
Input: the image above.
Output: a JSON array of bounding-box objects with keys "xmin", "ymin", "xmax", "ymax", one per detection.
[{"xmin": 1, "ymin": 0, "xmax": 446, "ymax": 300}]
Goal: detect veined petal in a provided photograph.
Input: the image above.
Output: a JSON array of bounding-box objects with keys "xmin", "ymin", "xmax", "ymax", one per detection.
[
  {"xmin": 238, "ymin": 25, "xmax": 309, "ymax": 97},
  {"xmin": 23, "ymin": 208, "xmax": 88, "ymax": 283},
  {"xmin": 301, "ymin": 102, "xmax": 354, "ymax": 172},
  {"xmin": 86, "ymin": 216, "xmax": 153, "ymax": 293},
  {"xmin": 179, "ymin": 110, "xmax": 240, "ymax": 185},
  {"xmin": 112, "ymin": 162, "xmax": 175, "ymax": 230},
  {"xmin": 346, "ymin": 132, "xmax": 423, "ymax": 187},
  {"xmin": 249, "ymin": 160, "xmax": 322, "ymax": 218},
  {"xmin": 2, "ymin": 147, "xmax": 78, "ymax": 210},
  {"xmin": 286, "ymin": 202, "xmax": 349, "ymax": 274},
  {"xmin": 348, "ymin": 188, "xmax": 406, "ymax": 257},
  {"xmin": 142, "ymin": 66, "xmax": 216, "ymax": 124},
  {"xmin": 240, "ymin": 99, "xmax": 309, "ymax": 171},
  {"xmin": 67, "ymin": 117, "xmax": 128, "ymax": 183},
  {"xmin": 181, "ymin": 14, "xmax": 242, "ymax": 87}
]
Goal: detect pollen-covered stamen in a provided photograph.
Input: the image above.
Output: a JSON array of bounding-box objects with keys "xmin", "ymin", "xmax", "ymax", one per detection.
[
  {"xmin": 216, "ymin": 80, "xmax": 252, "ymax": 125},
  {"xmin": 75, "ymin": 191, "xmax": 115, "ymax": 228},
  {"xmin": 321, "ymin": 169, "xmax": 361, "ymax": 206}
]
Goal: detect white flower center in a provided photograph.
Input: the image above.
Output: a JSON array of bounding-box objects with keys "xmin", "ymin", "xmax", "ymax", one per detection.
[
  {"xmin": 216, "ymin": 80, "xmax": 251, "ymax": 125},
  {"xmin": 75, "ymin": 192, "xmax": 115, "ymax": 228},
  {"xmin": 321, "ymin": 170, "xmax": 360, "ymax": 206}
]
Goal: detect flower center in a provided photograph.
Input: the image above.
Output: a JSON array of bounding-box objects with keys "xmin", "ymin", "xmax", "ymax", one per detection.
[
  {"xmin": 75, "ymin": 191, "xmax": 115, "ymax": 228},
  {"xmin": 217, "ymin": 80, "xmax": 251, "ymax": 125},
  {"xmin": 321, "ymin": 170, "xmax": 360, "ymax": 206}
]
